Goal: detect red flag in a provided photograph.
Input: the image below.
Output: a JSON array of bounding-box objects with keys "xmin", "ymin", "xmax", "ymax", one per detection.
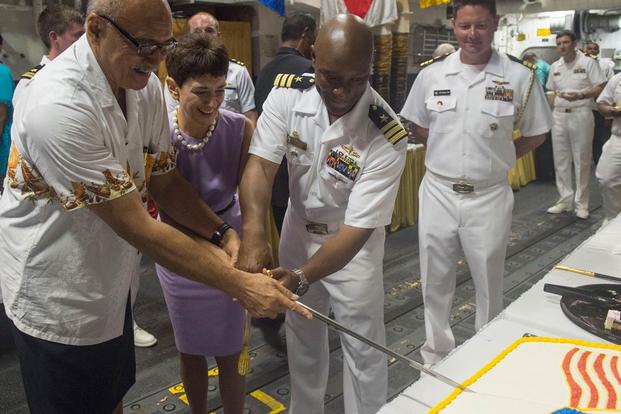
[
  {"xmin": 343, "ymin": 0, "xmax": 374, "ymax": 19},
  {"xmin": 321, "ymin": 0, "xmax": 398, "ymax": 28}
]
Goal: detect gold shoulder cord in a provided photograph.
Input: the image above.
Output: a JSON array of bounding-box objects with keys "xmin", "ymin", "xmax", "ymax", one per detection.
[{"xmin": 512, "ymin": 69, "xmax": 536, "ymax": 140}]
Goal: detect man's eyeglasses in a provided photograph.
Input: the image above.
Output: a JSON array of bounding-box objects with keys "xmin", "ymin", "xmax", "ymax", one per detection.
[{"xmin": 97, "ymin": 14, "xmax": 177, "ymax": 57}]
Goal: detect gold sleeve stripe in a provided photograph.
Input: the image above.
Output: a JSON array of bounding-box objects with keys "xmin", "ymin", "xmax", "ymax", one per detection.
[
  {"xmin": 274, "ymin": 73, "xmax": 284, "ymax": 87},
  {"xmin": 286, "ymin": 74, "xmax": 295, "ymax": 87},
  {"xmin": 388, "ymin": 129, "xmax": 408, "ymax": 144},
  {"xmin": 381, "ymin": 119, "xmax": 399, "ymax": 134}
]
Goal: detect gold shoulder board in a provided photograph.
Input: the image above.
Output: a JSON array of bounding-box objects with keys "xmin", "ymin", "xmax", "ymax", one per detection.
[
  {"xmin": 273, "ymin": 73, "xmax": 315, "ymax": 90},
  {"xmin": 368, "ymin": 104, "xmax": 407, "ymax": 145}
]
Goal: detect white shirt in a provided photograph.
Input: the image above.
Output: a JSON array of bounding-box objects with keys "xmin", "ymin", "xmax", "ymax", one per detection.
[
  {"xmin": 250, "ymin": 82, "xmax": 407, "ymax": 229},
  {"xmin": 0, "ymin": 35, "xmax": 176, "ymax": 345},
  {"xmin": 597, "ymin": 72, "xmax": 621, "ymax": 137},
  {"xmin": 547, "ymin": 51, "xmax": 606, "ymax": 109},
  {"xmin": 597, "ymin": 57, "xmax": 615, "ymax": 81},
  {"xmin": 12, "ymin": 55, "xmax": 51, "ymax": 106},
  {"xmin": 164, "ymin": 59, "xmax": 255, "ymax": 114},
  {"xmin": 401, "ymin": 50, "xmax": 552, "ymax": 183}
]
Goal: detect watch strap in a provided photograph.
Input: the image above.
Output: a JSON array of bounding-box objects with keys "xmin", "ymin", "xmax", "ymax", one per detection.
[{"xmin": 210, "ymin": 222, "xmax": 232, "ymax": 246}]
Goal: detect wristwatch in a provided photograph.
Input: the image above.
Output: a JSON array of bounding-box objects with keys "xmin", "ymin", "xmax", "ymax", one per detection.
[
  {"xmin": 210, "ymin": 222, "xmax": 232, "ymax": 247},
  {"xmin": 292, "ymin": 268, "xmax": 309, "ymax": 296}
]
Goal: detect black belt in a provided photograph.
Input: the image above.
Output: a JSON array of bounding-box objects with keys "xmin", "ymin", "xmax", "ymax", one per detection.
[{"xmin": 215, "ymin": 197, "xmax": 236, "ymax": 215}]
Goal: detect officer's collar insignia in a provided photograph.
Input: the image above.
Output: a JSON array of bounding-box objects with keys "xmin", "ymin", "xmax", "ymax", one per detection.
[
  {"xmin": 420, "ymin": 51, "xmax": 453, "ymax": 68},
  {"xmin": 21, "ymin": 63, "xmax": 45, "ymax": 80},
  {"xmin": 434, "ymin": 89, "xmax": 451, "ymax": 96},
  {"xmin": 507, "ymin": 54, "xmax": 535, "ymax": 71},
  {"xmin": 287, "ymin": 130, "xmax": 307, "ymax": 151},
  {"xmin": 368, "ymin": 104, "xmax": 407, "ymax": 145},
  {"xmin": 273, "ymin": 73, "xmax": 315, "ymax": 90},
  {"xmin": 230, "ymin": 58, "xmax": 245, "ymax": 66}
]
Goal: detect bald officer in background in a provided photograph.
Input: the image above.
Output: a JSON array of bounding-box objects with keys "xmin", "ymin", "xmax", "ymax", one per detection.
[
  {"xmin": 239, "ymin": 14, "xmax": 407, "ymax": 414},
  {"xmin": 400, "ymin": 0, "xmax": 551, "ymax": 365}
]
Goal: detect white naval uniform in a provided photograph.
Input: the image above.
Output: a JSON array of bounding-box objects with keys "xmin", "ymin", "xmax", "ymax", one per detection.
[
  {"xmin": 400, "ymin": 50, "xmax": 551, "ymax": 364},
  {"xmin": 12, "ymin": 55, "xmax": 51, "ymax": 106},
  {"xmin": 546, "ymin": 51, "xmax": 606, "ymax": 211},
  {"xmin": 249, "ymin": 77, "xmax": 407, "ymax": 414},
  {"xmin": 596, "ymin": 57, "xmax": 615, "ymax": 81},
  {"xmin": 164, "ymin": 59, "xmax": 255, "ymax": 114},
  {"xmin": 596, "ymin": 72, "xmax": 621, "ymax": 221}
]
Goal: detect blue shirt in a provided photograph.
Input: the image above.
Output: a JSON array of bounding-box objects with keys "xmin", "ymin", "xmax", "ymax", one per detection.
[
  {"xmin": 535, "ymin": 58, "xmax": 550, "ymax": 90},
  {"xmin": 0, "ymin": 63, "xmax": 14, "ymax": 177}
]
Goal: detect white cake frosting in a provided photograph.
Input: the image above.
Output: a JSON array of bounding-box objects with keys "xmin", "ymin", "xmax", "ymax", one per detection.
[{"xmin": 431, "ymin": 338, "xmax": 621, "ymax": 414}]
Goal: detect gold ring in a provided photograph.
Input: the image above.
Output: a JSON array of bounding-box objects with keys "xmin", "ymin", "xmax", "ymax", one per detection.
[{"xmin": 263, "ymin": 268, "xmax": 274, "ymax": 278}]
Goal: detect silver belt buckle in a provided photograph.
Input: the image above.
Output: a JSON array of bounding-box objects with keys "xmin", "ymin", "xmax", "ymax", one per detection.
[
  {"xmin": 306, "ymin": 223, "xmax": 329, "ymax": 235},
  {"xmin": 452, "ymin": 182, "xmax": 474, "ymax": 193}
]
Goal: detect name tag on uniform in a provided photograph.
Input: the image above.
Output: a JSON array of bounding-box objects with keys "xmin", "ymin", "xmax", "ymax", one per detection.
[
  {"xmin": 573, "ymin": 68, "xmax": 586, "ymax": 74},
  {"xmin": 287, "ymin": 131, "xmax": 307, "ymax": 151},
  {"xmin": 553, "ymin": 72, "xmax": 561, "ymax": 76},
  {"xmin": 485, "ymin": 86, "xmax": 514, "ymax": 102},
  {"xmin": 306, "ymin": 223, "xmax": 328, "ymax": 235},
  {"xmin": 433, "ymin": 89, "xmax": 451, "ymax": 96}
]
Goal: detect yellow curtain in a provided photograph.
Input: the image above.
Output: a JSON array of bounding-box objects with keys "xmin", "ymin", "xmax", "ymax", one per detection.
[{"xmin": 419, "ymin": 0, "xmax": 451, "ymax": 8}]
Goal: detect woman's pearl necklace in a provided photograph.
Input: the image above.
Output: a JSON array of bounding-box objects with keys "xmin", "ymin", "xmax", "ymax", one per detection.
[{"xmin": 173, "ymin": 106, "xmax": 216, "ymax": 151}]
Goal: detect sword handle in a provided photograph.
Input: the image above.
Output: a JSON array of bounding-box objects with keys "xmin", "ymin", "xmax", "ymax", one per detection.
[{"xmin": 554, "ymin": 265, "xmax": 595, "ymax": 277}]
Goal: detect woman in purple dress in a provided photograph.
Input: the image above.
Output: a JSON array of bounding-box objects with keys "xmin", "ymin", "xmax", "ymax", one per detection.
[{"xmin": 156, "ymin": 34, "xmax": 253, "ymax": 414}]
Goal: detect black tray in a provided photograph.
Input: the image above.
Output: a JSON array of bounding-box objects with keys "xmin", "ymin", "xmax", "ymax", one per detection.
[{"xmin": 559, "ymin": 283, "xmax": 621, "ymax": 344}]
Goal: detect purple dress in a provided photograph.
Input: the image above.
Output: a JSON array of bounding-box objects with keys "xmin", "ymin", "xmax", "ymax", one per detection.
[{"xmin": 156, "ymin": 108, "xmax": 246, "ymax": 356}]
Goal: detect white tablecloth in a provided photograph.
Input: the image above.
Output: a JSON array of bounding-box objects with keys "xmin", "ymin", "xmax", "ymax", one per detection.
[{"xmin": 379, "ymin": 216, "xmax": 621, "ymax": 414}]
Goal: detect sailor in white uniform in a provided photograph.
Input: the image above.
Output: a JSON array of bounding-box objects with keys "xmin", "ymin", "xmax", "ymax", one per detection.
[
  {"xmin": 595, "ymin": 72, "xmax": 621, "ymax": 225},
  {"xmin": 545, "ymin": 30, "xmax": 606, "ymax": 219},
  {"xmin": 400, "ymin": 0, "xmax": 551, "ymax": 364},
  {"xmin": 238, "ymin": 15, "xmax": 406, "ymax": 414}
]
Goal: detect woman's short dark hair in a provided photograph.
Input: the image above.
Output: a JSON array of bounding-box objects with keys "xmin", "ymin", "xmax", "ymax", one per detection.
[
  {"xmin": 453, "ymin": 0, "xmax": 496, "ymax": 17},
  {"xmin": 556, "ymin": 30, "xmax": 577, "ymax": 43},
  {"xmin": 166, "ymin": 33, "xmax": 229, "ymax": 88}
]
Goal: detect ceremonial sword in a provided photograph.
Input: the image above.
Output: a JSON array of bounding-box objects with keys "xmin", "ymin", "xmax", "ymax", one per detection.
[
  {"xmin": 554, "ymin": 264, "xmax": 621, "ymax": 282},
  {"xmin": 296, "ymin": 302, "xmax": 473, "ymax": 393}
]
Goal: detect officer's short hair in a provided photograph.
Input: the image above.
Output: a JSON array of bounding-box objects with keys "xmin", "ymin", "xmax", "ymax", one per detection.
[
  {"xmin": 166, "ymin": 33, "xmax": 229, "ymax": 88},
  {"xmin": 522, "ymin": 51, "xmax": 536, "ymax": 59},
  {"xmin": 452, "ymin": 0, "xmax": 497, "ymax": 17},
  {"xmin": 37, "ymin": 5, "xmax": 84, "ymax": 49},
  {"xmin": 281, "ymin": 12, "xmax": 316, "ymax": 42},
  {"xmin": 556, "ymin": 30, "xmax": 577, "ymax": 43}
]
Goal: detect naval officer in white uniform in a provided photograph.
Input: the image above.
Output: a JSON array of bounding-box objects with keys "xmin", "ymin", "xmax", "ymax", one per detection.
[
  {"xmin": 546, "ymin": 30, "xmax": 606, "ymax": 219},
  {"xmin": 596, "ymin": 72, "xmax": 621, "ymax": 224},
  {"xmin": 239, "ymin": 14, "xmax": 407, "ymax": 414},
  {"xmin": 400, "ymin": 0, "xmax": 551, "ymax": 364}
]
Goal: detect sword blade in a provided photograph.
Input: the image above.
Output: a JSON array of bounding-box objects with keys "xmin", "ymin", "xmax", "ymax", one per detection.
[{"xmin": 297, "ymin": 302, "xmax": 472, "ymax": 393}]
